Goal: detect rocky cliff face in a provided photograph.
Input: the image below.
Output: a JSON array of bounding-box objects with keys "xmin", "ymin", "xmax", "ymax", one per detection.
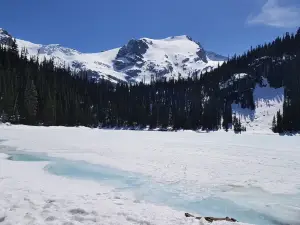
[
  {"xmin": 114, "ymin": 39, "xmax": 149, "ymax": 71},
  {"xmin": 0, "ymin": 28, "xmax": 14, "ymax": 46}
]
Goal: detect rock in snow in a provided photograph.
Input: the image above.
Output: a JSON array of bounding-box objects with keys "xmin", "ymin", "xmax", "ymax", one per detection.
[
  {"xmin": 185, "ymin": 213, "xmax": 238, "ymax": 223},
  {"xmin": 0, "ymin": 210, "xmax": 5, "ymax": 223}
]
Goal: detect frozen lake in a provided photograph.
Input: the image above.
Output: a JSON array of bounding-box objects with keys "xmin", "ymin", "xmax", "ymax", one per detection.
[
  {"xmin": 6, "ymin": 151, "xmax": 299, "ymax": 225},
  {"xmin": 1, "ymin": 125, "xmax": 300, "ymax": 225}
]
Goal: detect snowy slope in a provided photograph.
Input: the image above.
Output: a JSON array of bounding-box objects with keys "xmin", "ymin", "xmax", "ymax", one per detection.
[
  {"xmin": 132, "ymin": 36, "xmax": 223, "ymax": 83},
  {"xmin": 0, "ymin": 28, "xmax": 225, "ymax": 83},
  {"xmin": 232, "ymin": 79, "xmax": 284, "ymax": 132}
]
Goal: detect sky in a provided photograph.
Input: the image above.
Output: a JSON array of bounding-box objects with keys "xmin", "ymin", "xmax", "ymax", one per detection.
[{"xmin": 0, "ymin": 0, "xmax": 299, "ymax": 56}]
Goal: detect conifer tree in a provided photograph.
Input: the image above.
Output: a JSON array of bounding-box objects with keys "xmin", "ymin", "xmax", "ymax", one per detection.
[
  {"xmin": 276, "ymin": 110, "xmax": 283, "ymax": 133},
  {"xmin": 272, "ymin": 115, "xmax": 277, "ymax": 133},
  {"xmin": 0, "ymin": 27, "xmax": 300, "ymax": 132},
  {"xmin": 24, "ymin": 79, "xmax": 38, "ymax": 123}
]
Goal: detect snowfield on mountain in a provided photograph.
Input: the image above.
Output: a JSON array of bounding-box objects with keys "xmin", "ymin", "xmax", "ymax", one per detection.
[
  {"xmin": 1, "ymin": 125, "xmax": 300, "ymax": 225},
  {"xmin": 0, "ymin": 28, "xmax": 226, "ymax": 83},
  {"xmin": 232, "ymin": 79, "xmax": 284, "ymax": 132}
]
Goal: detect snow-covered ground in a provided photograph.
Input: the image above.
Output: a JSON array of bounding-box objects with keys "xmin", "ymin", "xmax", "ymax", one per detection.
[
  {"xmin": 0, "ymin": 125, "xmax": 299, "ymax": 225},
  {"xmin": 233, "ymin": 80, "xmax": 284, "ymax": 132}
]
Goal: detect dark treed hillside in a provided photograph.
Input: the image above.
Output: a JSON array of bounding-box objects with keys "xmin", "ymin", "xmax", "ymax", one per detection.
[{"xmin": 0, "ymin": 28, "xmax": 299, "ymax": 132}]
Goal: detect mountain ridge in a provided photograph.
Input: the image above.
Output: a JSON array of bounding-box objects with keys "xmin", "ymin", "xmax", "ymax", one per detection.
[{"xmin": 0, "ymin": 28, "xmax": 226, "ymax": 83}]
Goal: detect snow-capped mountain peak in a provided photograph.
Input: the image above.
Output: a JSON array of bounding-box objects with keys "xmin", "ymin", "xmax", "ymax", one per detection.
[
  {"xmin": 0, "ymin": 28, "xmax": 10, "ymax": 36},
  {"xmin": 0, "ymin": 28, "xmax": 226, "ymax": 83},
  {"xmin": 0, "ymin": 28, "xmax": 14, "ymax": 46},
  {"xmin": 164, "ymin": 35, "xmax": 193, "ymax": 41}
]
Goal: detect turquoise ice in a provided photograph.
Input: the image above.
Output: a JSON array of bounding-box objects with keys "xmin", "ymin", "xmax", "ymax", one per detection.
[{"xmin": 7, "ymin": 152, "xmax": 300, "ymax": 225}]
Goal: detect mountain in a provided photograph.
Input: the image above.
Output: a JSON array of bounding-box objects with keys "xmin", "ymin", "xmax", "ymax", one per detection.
[
  {"xmin": 0, "ymin": 28, "xmax": 14, "ymax": 45},
  {"xmin": 2, "ymin": 27, "xmax": 298, "ymax": 132},
  {"xmin": 0, "ymin": 28, "xmax": 225, "ymax": 83}
]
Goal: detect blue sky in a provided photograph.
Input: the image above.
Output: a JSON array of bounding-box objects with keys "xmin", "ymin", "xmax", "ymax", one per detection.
[{"xmin": 0, "ymin": 0, "xmax": 299, "ymax": 56}]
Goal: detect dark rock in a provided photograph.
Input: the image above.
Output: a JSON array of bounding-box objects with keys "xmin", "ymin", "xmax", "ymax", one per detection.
[
  {"xmin": 182, "ymin": 64, "xmax": 188, "ymax": 71},
  {"xmin": 206, "ymin": 51, "xmax": 227, "ymax": 61},
  {"xmin": 185, "ymin": 213, "xmax": 237, "ymax": 223},
  {"xmin": 114, "ymin": 39, "xmax": 149, "ymax": 71},
  {"xmin": 142, "ymin": 38, "xmax": 153, "ymax": 45},
  {"xmin": 94, "ymin": 61, "xmax": 111, "ymax": 68},
  {"xmin": 185, "ymin": 213, "xmax": 194, "ymax": 218},
  {"xmin": 69, "ymin": 208, "xmax": 88, "ymax": 216},
  {"xmin": 0, "ymin": 216, "xmax": 5, "ymax": 223},
  {"xmin": 85, "ymin": 70, "xmax": 125, "ymax": 84},
  {"xmin": 0, "ymin": 28, "xmax": 10, "ymax": 36},
  {"xmin": 186, "ymin": 35, "xmax": 193, "ymax": 41},
  {"xmin": 72, "ymin": 61, "xmax": 85, "ymax": 69},
  {"xmin": 45, "ymin": 216, "xmax": 56, "ymax": 221},
  {"xmin": 167, "ymin": 64, "xmax": 174, "ymax": 73},
  {"xmin": 125, "ymin": 69, "xmax": 142, "ymax": 78},
  {"xmin": 170, "ymin": 35, "xmax": 193, "ymax": 41},
  {"xmin": 182, "ymin": 58, "xmax": 190, "ymax": 64},
  {"xmin": 135, "ymin": 61, "xmax": 145, "ymax": 68},
  {"xmin": 195, "ymin": 48, "xmax": 208, "ymax": 63},
  {"xmin": 113, "ymin": 55, "xmax": 144, "ymax": 71},
  {"xmin": 183, "ymin": 39, "xmax": 208, "ymax": 63},
  {"xmin": 116, "ymin": 39, "xmax": 149, "ymax": 59},
  {"xmin": 146, "ymin": 62, "xmax": 172, "ymax": 79},
  {"xmin": 0, "ymin": 29, "xmax": 14, "ymax": 46},
  {"xmin": 113, "ymin": 59, "xmax": 131, "ymax": 70},
  {"xmin": 147, "ymin": 62, "xmax": 156, "ymax": 71}
]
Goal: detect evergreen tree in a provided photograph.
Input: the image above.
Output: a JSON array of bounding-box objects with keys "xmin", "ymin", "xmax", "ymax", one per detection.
[
  {"xmin": 0, "ymin": 27, "xmax": 299, "ymax": 133},
  {"xmin": 272, "ymin": 115, "xmax": 277, "ymax": 133},
  {"xmin": 24, "ymin": 79, "xmax": 38, "ymax": 123},
  {"xmin": 276, "ymin": 110, "xmax": 283, "ymax": 133}
]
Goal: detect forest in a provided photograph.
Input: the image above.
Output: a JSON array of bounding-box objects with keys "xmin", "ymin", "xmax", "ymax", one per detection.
[{"xmin": 0, "ymin": 28, "xmax": 299, "ymax": 133}]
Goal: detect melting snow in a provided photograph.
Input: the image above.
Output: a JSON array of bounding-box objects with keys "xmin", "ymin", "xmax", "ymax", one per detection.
[{"xmin": 0, "ymin": 125, "xmax": 299, "ymax": 225}]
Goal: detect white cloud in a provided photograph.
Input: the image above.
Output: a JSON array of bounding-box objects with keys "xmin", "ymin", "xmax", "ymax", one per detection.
[{"xmin": 247, "ymin": 0, "xmax": 300, "ymax": 28}]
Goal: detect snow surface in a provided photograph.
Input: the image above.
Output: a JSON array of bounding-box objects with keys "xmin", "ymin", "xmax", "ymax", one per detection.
[
  {"xmin": 136, "ymin": 36, "xmax": 222, "ymax": 83},
  {"xmin": 220, "ymin": 73, "xmax": 249, "ymax": 90},
  {"xmin": 233, "ymin": 73, "xmax": 247, "ymax": 79},
  {"xmin": 0, "ymin": 28, "xmax": 225, "ymax": 83},
  {"xmin": 1, "ymin": 125, "xmax": 300, "ymax": 225},
  {"xmin": 232, "ymin": 80, "xmax": 284, "ymax": 132}
]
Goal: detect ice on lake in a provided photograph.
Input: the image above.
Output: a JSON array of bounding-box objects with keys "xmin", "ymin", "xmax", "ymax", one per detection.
[
  {"xmin": 6, "ymin": 151, "xmax": 300, "ymax": 225},
  {"xmin": 1, "ymin": 126, "xmax": 300, "ymax": 225}
]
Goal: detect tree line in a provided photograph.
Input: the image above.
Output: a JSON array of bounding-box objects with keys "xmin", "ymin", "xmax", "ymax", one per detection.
[{"xmin": 0, "ymin": 28, "xmax": 299, "ymax": 132}]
